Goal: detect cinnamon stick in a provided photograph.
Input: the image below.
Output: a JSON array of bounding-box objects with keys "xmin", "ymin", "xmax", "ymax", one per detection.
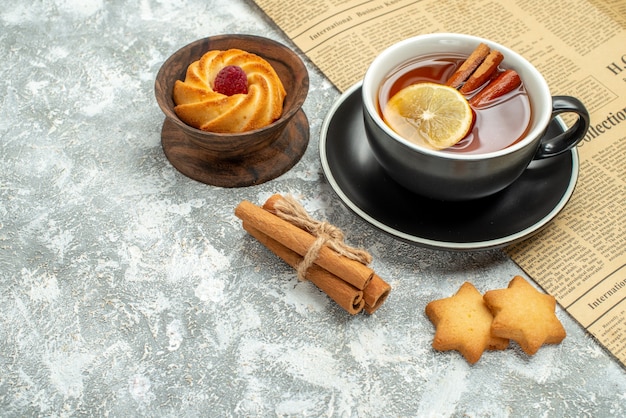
[
  {"xmin": 446, "ymin": 43, "xmax": 490, "ymax": 89},
  {"xmin": 459, "ymin": 49, "xmax": 503, "ymax": 93},
  {"xmin": 263, "ymin": 194, "xmax": 286, "ymax": 213},
  {"xmin": 262, "ymin": 195, "xmax": 370, "ymax": 270},
  {"xmin": 243, "ymin": 223, "xmax": 365, "ymax": 314},
  {"xmin": 363, "ymin": 274, "xmax": 392, "ymax": 314},
  {"xmin": 234, "ymin": 200, "xmax": 374, "ymax": 290},
  {"xmin": 469, "ymin": 69, "xmax": 521, "ymax": 107}
]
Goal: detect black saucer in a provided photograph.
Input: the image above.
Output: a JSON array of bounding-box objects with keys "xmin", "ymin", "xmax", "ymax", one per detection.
[{"xmin": 319, "ymin": 82, "xmax": 579, "ymax": 251}]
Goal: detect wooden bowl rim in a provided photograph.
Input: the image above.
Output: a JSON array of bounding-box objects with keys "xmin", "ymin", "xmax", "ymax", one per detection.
[{"xmin": 155, "ymin": 34, "xmax": 309, "ymax": 138}]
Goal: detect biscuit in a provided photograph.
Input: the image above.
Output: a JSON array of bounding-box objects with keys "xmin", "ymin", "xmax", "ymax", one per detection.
[
  {"xmin": 483, "ymin": 275, "xmax": 566, "ymax": 355},
  {"xmin": 425, "ymin": 282, "xmax": 509, "ymax": 364}
]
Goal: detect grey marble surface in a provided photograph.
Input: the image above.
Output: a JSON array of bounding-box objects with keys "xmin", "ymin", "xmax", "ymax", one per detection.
[{"xmin": 0, "ymin": 0, "xmax": 624, "ymax": 416}]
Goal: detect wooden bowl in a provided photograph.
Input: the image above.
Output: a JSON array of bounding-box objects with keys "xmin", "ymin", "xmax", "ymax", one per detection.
[{"xmin": 154, "ymin": 35, "xmax": 310, "ymax": 187}]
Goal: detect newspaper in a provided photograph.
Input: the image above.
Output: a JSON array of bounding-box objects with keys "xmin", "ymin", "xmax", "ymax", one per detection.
[{"xmin": 252, "ymin": 0, "xmax": 626, "ymax": 366}]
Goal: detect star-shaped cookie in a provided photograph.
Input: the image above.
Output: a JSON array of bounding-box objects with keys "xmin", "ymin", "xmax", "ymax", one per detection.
[
  {"xmin": 483, "ymin": 276, "xmax": 566, "ymax": 355},
  {"xmin": 425, "ymin": 282, "xmax": 509, "ymax": 364}
]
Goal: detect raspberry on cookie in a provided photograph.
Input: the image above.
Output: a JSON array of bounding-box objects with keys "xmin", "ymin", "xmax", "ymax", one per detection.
[{"xmin": 214, "ymin": 65, "xmax": 248, "ymax": 96}]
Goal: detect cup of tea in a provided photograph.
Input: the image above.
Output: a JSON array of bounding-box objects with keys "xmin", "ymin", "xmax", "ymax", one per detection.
[{"xmin": 362, "ymin": 33, "xmax": 590, "ymax": 201}]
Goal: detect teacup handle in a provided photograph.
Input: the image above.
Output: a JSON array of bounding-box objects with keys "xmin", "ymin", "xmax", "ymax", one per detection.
[{"xmin": 534, "ymin": 96, "xmax": 590, "ymax": 159}]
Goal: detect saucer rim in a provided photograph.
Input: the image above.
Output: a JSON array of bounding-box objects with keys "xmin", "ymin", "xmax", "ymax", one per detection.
[{"xmin": 319, "ymin": 81, "xmax": 579, "ymax": 251}]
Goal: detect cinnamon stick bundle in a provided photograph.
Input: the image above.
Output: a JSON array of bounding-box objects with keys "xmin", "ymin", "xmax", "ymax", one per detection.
[
  {"xmin": 243, "ymin": 223, "xmax": 365, "ymax": 314},
  {"xmin": 235, "ymin": 200, "xmax": 373, "ymax": 290},
  {"xmin": 234, "ymin": 195, "xmax": 391, "ymax": 314}
]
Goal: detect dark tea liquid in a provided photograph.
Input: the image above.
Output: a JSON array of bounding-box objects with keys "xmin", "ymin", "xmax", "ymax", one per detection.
[{"xmin": 378, "ymin": 54, "xmax": 532, "ymax": 154}]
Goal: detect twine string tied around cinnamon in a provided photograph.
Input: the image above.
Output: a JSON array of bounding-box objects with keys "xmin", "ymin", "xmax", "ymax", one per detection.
[{"xmin": 271, "ymin": 195, "xmax": 372, "ymax": 281}]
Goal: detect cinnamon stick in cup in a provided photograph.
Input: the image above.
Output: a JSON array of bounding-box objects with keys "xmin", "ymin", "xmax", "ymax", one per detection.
[
  {"xmin": 242, "ymin": 222, "xmax": 365, "ymax": 314},
  {"xmin": 459, "ymin": 49, "xmax": 503, "ymax": 93},
  {"xmin": 235, "ymin": 200, "xmax": 374, "ymax": 290},
  {"xmin": 446, "ymin": 42, "xmax": 490, "ymax": 88},
  {"xmin": 469, "ymin": 69, "xmax": 521, "ymax": 107}
]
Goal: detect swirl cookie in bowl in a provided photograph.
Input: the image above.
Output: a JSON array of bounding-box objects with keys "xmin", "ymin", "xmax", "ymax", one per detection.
[
  {"xmin": 173, "ymin": 49, "xmax": 286, "ymax": 133},
  {"xmin": 154, "ymin": 35, "xmax": 309, "ymax": 187}
]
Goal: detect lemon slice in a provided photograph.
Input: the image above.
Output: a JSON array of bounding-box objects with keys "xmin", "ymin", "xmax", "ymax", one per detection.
[{"xmin": 383, "ymin": 82, "xmax": 473, "ymax": 150}]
